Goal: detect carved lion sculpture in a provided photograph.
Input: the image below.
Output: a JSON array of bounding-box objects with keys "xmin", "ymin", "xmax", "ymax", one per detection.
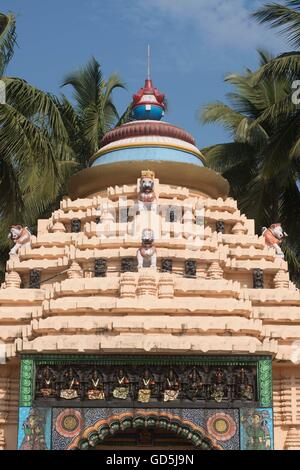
[
  {"xmin": 262, "ymin": 223, "xmax": 287, "ymax": 257},
  {"xmin": 138, "ymin": 170, "xmax": 156, "ymax": 212},
  {"xmin": 8, "ymin": 225, "xmax": 31, "ymax": 255},
  {"xmin": 137, "ymin": 228, "xmax": 157, "ymax": 269}
]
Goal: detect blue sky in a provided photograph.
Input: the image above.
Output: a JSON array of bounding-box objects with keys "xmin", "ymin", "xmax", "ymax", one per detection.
[{"xmin": 2, "ymin": 0, "xmax": 287, "ymax": 147}]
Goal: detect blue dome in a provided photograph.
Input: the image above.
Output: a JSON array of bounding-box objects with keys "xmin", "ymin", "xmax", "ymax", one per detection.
[{"xmin": 133, "ymin": 104, "xmax": 164, "ymax": 121}]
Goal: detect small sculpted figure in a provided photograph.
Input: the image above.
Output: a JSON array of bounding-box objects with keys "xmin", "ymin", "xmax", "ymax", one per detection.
[
  {"xmin": 8, "ymin": 225, "xmax": 31, "ymax": 255},
  {"xmin": 137, "ymin": 228, "xmax": 157, "ymax": 268},
  {"xmin": 262, "ymin": 223, "xmax": 287, "ymax": 257},
  {"xmin": 138, "ymin": 170, "xmax": 156, "ymax": 212}
]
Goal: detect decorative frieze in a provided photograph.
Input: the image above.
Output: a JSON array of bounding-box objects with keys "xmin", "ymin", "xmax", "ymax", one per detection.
[{"xmin": 33, "ymin": 361, "xmax": 259, "ymax": 406}]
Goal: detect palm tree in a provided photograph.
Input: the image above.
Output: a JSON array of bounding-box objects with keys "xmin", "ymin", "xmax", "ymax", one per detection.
[
  {"xmin": 58, "ymin": 57, "xmax": 131, "ymax": 169},
  {"xmin": 200, "ymin": 50, "xmax": 300, "ymax": 282},
  {"xmin": 0, "ymin": 11, "xmax": 72, "ymax": 278}
]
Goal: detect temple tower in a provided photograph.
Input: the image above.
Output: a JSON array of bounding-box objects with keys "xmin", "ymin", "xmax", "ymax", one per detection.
[{"xmin": 0, "ymin": 77, "xmax": 299, "ymax": 450}]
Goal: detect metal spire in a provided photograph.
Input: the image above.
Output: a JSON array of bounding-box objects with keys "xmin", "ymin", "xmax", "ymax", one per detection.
[{"xmin": 147, "ymin": 44, "xmax": 151, "ymax": 80}]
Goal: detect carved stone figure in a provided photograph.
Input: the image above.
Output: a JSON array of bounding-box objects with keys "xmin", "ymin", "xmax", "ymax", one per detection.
[
  {"xmin": 163, "ymin": 369, "xmax": 180, "ymax": 402},
  {"xmin": 86, "ymin": 370, "xmax": 105, "ymax": 400},
  {"xmin": 138, "ymin": 170, "xmax": 156, "ymax": 212},
  {"xmin": 137, "ymin": 369, "xmax": 156, "ymax": 403},
  {"xmin": 216, "ymin": 220, "xmax": 225, "ymax": 234},
  {"xmin": 121, "ymin": 257, "xmax": 136, "ymax": 273},
  {"xmin": 161, "ymin": 259, "xmax": 173, "ymax": 273},
  {"xmin": 185, "ymin": 259, "xmax": 197, "ymax": 278},
  {"xmin": 29, "ymin": 270, "xmax": 41, "ymax": 289},
  {"xmin": 112, "ymin": 369, "xmax": 130, "ymax": 400},
  {"xmin": 210, "ymin": 368, "xmax": 228, "ymax": 403},
  {"xmin": 137, "ymin": 229, "xmax": 157, "ymax": 269},
  {"xmin": 8, "ymin": 225, "xmax": 31, "ymax": 255},
  {"xmin": 71, "ymin": 219, "xmax": 81, "ymax": 233},
  {"xmin": 37, "ymin": 366, "xmax": 56, "ymax": 398},
  {"xmin": 94, "ymin": 259, "xmax": 107, "ymax": 277},
  {"xmin": 186, "ymin": 367, "xmax": 204, "ymax": 401},
  {"xmin": 235, "ymin": 368, "xmax": 254, "ymax": 401},
  {"xmin": 262, "ymin": 223, "xmax": 287, "ymax": 257},
  {"xmin": 60, "ymin": 368, "xmax": 80, "ymax": 400},
  {"xmin": 253, "ymin": 268, "xmax": 264, "ymax": 289}
]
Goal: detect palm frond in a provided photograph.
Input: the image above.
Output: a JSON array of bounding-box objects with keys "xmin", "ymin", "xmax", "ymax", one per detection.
[
  {"xmin": 253, "ymin": 1, "xmax": 300, "ymax": 47},
  {"xmin": 0, "ymin": 12, "xmax": 16, "ymax": 74}
]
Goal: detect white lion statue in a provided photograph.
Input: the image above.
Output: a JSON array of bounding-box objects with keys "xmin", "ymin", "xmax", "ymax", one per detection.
[
  {"xmin": 8, "ymin": 225, "xmax": 31, "ymax": 255},
  {"xmin": 262, "ymin": 223, "xmax": 287, "ymax": 257}
]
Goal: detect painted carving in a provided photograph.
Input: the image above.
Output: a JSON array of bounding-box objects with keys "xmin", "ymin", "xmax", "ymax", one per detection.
[
  {"xmin": 262, "ymin": 223, "xmax": 287, "ymax": 257},
  {"xmin": 138, "ymin": 170, "xmax": 156, "ymax": 211},
  {"xmin": 163, "ymin": 369, "xmax": 180, "ymax": 402},
  {"xmin": 34, "ymin": 362, "xmax": 260, "ymax": 405},
  {"xmin": 86, "ymin": 370, "xmax": 105, "ymax": 400},
  {"xmin": 137, "ymin": 369, "xmax": 156, "ymax": 403},
  {"xmin": 60, "ymin": 368, "xmax": 80, "ymax": 400},
  {"xmin": 186, "ymin": 367, "xmax": 204, "ymax": 401},
  {"xmin": 36, "ymin": 366, "xmax": 56, "ymax": 398},
  {"xmin": 112, "ymin": 369, "xmax": 130, "ymax": 400},
  {"xmin": 210, "ymin": 368, "xmax": 228, "ymax": 403},
  {"xmin": 8, "ymin": 225, "xmax": 31, "ymax": 255},
  {"xmin": 235, "ymin": 368, "xmax": 254, "ymax": 401},
  {"xmin": 137, "ymin": 228, "xmax": 157, "ymax": 269}
]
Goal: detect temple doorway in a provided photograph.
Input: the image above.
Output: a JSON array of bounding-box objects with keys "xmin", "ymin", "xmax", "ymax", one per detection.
[{"xmin": 92, "ymin": 427, "xmax": 197, "ymax": 450}]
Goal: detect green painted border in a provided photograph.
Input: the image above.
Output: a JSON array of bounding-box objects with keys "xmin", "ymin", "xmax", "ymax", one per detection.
[
  {"xmin": 258, "ymin": 359, "xmax": 273, "ymax": 408},
  {"xmin": 19, "ymin": 359, "xmax": 35, "ymax": 407}
]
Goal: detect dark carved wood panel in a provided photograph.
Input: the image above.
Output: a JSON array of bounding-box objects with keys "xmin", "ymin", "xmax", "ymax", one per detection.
[{"xmin": 34, "ymin": 363, "xmax": 257, "ymax": 408}]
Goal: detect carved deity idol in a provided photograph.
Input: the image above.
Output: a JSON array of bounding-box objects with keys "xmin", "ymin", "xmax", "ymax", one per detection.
[
  {"xmin": 137, "ymin": 369, "xmax": 155, "ymax": 403},
  {"xmin": 262, "ymin": 223, "xmax": 287, "ymax": 257},
  {"xmin": 138, "ymin": 170, "xmax": 156, "ymax": 212},
  {"xmin": 210, "ymin": 368, "xmax": 228, "ymax": 403},
  {"xmin": 186, "ymin": 367, "xmax": 204, "ymax": 401},
  {"xmin": 163, "ymin": 369, "xmax": 180, "ymax": 402},
  {"xmin": 137, "ymin": 228, "xmax": 157, "ymax": 269},
  {"xmin": 60, "ymin": 368, "xmax": 80, "ymax": 400},
  {"xmin": 86, "ymin": 370, "xmax": 105, "ymax": 400},
  {"xmin": 112, "ymin": 369, "xmax": 130, "ymax": 400},
  {"xmin": 235, "ymin": 368, "xmax": 254, "ymax": 401},
  {"xmin": 37, "ymin": 366, "xmax": 56, "ymax": 398},
  {"xmin": 8, "ymin": 225, "xmax": 31, "ymax": 255}
]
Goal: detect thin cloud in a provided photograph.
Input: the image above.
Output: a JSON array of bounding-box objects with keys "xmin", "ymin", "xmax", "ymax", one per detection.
[{"xmin": 130, "ymin": 0, "xmax": 286, "ymax": 52}]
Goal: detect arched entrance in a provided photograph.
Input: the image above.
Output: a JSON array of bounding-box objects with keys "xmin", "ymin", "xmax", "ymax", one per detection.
[{"xmin": 69, "ymin": 411, "xmax": 222, "ymax": 450}]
